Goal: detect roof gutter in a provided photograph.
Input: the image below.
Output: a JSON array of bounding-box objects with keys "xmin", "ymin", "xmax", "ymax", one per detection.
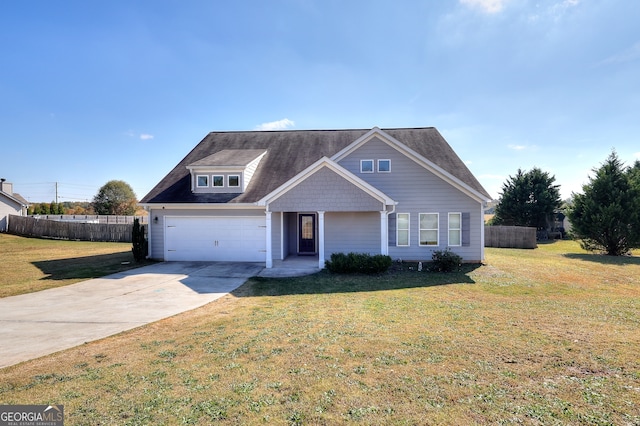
[{"xmin": 139, "ymin": 202, "xmax": 265, "ymax": 210}]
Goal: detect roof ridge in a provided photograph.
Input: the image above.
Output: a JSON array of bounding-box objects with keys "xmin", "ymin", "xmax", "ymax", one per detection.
[{"xmin": 205, "ymin": 127, "xmax": 436, "ymax": 134}]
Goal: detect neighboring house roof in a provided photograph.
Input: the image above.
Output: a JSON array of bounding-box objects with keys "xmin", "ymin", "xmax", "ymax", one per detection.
[
  {"xmin": 141, "ymin": 127, "xmax": 491, "ymax": 204},
  {"xmin": 0, "ymin": 191, "xmax": 29, "ymax": 207}
]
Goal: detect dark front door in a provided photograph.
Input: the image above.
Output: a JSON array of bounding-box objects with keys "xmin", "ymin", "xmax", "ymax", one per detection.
[{"xmin": 298, "ymin": 214, "xmax": 316, "ymax": 254}]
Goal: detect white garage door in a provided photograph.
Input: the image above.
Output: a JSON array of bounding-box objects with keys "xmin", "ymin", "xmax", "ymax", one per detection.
[{"xmin": 165, "ymin": 216, "xmax": 266, "ymax": 262}]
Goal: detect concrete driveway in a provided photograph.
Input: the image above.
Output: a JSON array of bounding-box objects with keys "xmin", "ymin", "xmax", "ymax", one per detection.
[{"xmin": 0, "ymin": 262, "xmax": 264, "ymax": 369}]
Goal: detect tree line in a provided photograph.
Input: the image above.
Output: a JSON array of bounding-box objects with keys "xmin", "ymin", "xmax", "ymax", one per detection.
[
  {"xmin": 28, "ymin": 201, "xmax": 91, "ymax": 216},
  {"xmin": 491, "ymin": 150, "xmax": 640, "ymax": 256},
  {"xmin": 28, "ymin": 180, "xmax": 143, "ymax": 217}
]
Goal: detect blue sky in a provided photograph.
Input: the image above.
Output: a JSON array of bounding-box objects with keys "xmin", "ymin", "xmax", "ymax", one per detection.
[{"xmin": 1, "ymin": 0, "xmax": 639, "ymax": 203}]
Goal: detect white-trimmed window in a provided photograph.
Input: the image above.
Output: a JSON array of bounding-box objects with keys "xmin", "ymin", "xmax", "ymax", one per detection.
[
  {"xmin": 448, "ymin": 212, "xmax": 462, "ymax": 246},
  {"xmin": 378, "ymin": 159, "xmax": 391, "ymax": 173},
  {"xmin": 396, "ymin": 213, "xmax": 410, "ymax": 246},
  {"xmin": 212, "ymin": 175, "xmax": 224, "ymax": 187},
  {"xmin": 419, "ymin": 213, "xmax": 439, "ymax": 246},
  {"xmin": 196, "ymin": 175, "xmax": 209, "ymax": 187},
  {"xmin": 360, "ymin": 159, "xmax": 374, "ymax": 173},
  {"xmin": 228, "ymin": 175, "xmax": 240, "ymax": 187}
]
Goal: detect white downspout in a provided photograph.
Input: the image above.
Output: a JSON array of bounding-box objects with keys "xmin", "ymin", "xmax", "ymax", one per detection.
[
  {"xmin": 265, "ymin": 209, "xmax": 273, "ymax": 268},
  {"xmin": 380, "ymin": 203, "xmax": 396, "ymax": 256}
]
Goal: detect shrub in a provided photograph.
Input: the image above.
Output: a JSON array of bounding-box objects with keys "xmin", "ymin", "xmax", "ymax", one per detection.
[
  {"xmin": 131, "ymin": 218, "xmax": 148, "ymax": 262},
  {"xmin": 430, "ymin": 248, "xmax": 462, "ymax": 272},
  {"xmin": 325, "ymin": 252, "xmax": 392, "ymax": 274}
]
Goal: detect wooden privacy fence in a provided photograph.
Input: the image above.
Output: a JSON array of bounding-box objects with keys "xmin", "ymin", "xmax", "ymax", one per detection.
[
  {"xmin": 7, "ymin": 215, "xmax": 133, "ymax": 242},
  {"xmin": 484, "ymin": 226, "xmax": 537, "ymax": 249},
  {"xmin": 31, "ymin": 214, "xmax": 148, "ymax": 224}
]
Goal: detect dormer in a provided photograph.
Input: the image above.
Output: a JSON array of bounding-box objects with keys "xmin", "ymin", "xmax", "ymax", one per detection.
[{"xmin": 187, "ymin": 149, "xmax": 267, "ymax": 194}]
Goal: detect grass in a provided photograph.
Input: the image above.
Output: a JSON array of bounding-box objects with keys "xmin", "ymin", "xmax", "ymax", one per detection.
[
  {"xmin": 1, "ymin": 238, "xmax": 639, "ymax": 424},
  {"xmin": 0, "ymin": 233, "xmax": 153, "ymax": 298}
]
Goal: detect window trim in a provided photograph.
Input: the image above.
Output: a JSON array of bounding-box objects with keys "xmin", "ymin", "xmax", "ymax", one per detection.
[
  {"xmin": 448, "ymin": 212, "xmax": 462, "ymax": 247},
  {"xmin": 228, "ymin": 175, "xmax": 240, "ymax": 187},
  {"xmin": 377, "ymin": 159, "xmax": 391, "ymax": 173},
  {"xmin": 196, "ymin": 175, "xmax": 209, "ymax": 188},
  {"xmin": 360, "ymin": 159, "xmax": 374, "ymax": 173},
  {"xmin": 212, "ymin": 175, "xmax": 224, "ymax": 187},
  {"xmin": 396, "ymin": 213, "xmax": 410, "ymax": 247},
  {"xmin": 419, "ymin": 212, "xmax": 439, "ymax": 246}
]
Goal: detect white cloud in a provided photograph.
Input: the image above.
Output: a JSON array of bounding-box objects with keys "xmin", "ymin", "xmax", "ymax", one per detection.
[
  {"xmin": 508, "ymin": 144, "xmax": 527, "ymax": 151},
  {"xmin": 255, "ymin": 118, "xmax": 295, "ymax": 131},
  {"xmin": 528, "ymin": 0, "xmax": 580, "ymax": 23},
  {"xmin": 459, "ymin": 0, "xmax": 509, "ymax": 14},
  {"xmin": 633, "ymin": 152, "xmax": 640, "ymax": 159},
  {"xmin": 124, "ymin": 130, "xmax": 154, "ymax": 140},
  {"xmin": 547, "ymin": 0, "xmax": 580, "ymax": 20}
]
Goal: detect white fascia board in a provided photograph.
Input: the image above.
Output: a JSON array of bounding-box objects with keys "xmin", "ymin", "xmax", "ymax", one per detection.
[
  {"xmin": 0, "ymin": 192, "xmax": 28, "ymax": 208},
  {"xmin": 257, "ymin": 156, "xmax": 396, "ymax": 207},
  {"xmin": 332, "ymin": 127, "xmax": 490, "ymax": 204},
  {"xmin": 330, "ymin": 127, "xmax": 382, "ymax": 162},
  {"xmin": 186, "ymin": 166, "xmax": 245, "ymax": 172},
  {"xmin": 140, "ymin": 203, "xmax": 264, "ymax": 210}
]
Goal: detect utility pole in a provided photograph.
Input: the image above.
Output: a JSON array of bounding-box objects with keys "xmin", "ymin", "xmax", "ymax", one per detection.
[{"xmin": 55, "ymin": 182, "xmax": 58, "ymax": 204}]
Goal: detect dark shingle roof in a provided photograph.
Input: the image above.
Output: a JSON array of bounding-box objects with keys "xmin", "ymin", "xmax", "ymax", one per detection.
[
  {"xmin": 188, "ymin": 149, "xmax": 267, "ymax": 168},
  {"xmin": 0, "ymin": 191, "xmax": 29, "ymax": 206},
  {"xmin": 140, "ymin": 128, "xmax": 490, "ymax": 204}
]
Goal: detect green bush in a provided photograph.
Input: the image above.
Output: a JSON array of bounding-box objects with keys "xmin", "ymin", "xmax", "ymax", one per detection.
[
  {"xmin": 430, "ymin": 248, "xmax": 462, "ymax": 272},
  {"xmin": 325, "ymin": 252, "xmax": 392, "ymax": 274},
  {"xmin": 131, "ymin": 218, "xmax": 148, "ymax": 262}
]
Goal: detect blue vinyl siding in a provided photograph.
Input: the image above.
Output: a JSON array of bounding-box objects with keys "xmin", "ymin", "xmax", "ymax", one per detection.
[
  {"xmin": 324, "ymin": 212, "xmax": 380, "ymax": 258},
  {"xmin": 339, "ymin": 136, "xmax": 483, "ymax": 262}
]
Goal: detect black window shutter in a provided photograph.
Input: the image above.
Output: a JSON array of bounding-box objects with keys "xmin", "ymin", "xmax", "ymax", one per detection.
[{"xmin": 462, "ymin": 212, "xmax": 470, "ymax": 246}]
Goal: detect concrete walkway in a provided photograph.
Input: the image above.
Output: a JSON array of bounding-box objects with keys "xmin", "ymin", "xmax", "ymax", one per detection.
[{"xmin": 0, "ymin": 262, "xmax": 265, "ymax": 369}]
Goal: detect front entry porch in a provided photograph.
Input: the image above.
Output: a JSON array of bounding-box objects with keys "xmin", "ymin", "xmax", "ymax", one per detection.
[{"xmin": 265, "ymin": 210, "xmax": 390, "ymax": 269}]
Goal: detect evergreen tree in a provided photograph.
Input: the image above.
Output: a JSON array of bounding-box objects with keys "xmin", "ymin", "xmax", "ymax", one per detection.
[
  {"xmin": 131, "ymin": 218, "xmax": 148, "ymax": 262},
  {"xmin": 628, "ymin": 160, "xmax": 640, "ymax": 189},
  {"xmin": 569, "ymin": 151, "xmax": 640, "ymax": 255},
  {"xmin": 493, "ymin": 167, "xmax": 562, "ymax": 229}
]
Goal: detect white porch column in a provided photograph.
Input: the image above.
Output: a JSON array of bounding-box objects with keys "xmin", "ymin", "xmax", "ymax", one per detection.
[
  {"xmin": 318, "ymin": 211, "xmax": 325, "ymax": 269},
  {"xmin": 380, "ymin": 210, "xmax": 389, "ymax": 255},
  {"xmin": 265, "ymin": 211, "xmax": 273, "ymax": 268}
]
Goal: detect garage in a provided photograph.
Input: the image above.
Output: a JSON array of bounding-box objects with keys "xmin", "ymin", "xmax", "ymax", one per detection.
[{"xmin": 164, "ymin": 216, "xmax": 266, "ymax": 262}]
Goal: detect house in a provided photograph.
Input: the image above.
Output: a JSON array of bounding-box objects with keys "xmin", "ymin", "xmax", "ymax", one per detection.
[
  {"xmin": 0, "ymin": 179, "xmax": 29, "ymax": 232},
  {"xmin": 140, "ymin": 127, "xmax": 491, "ymax": 269}
]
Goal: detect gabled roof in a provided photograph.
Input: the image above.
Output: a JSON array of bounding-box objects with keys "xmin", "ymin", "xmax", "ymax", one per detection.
[
  {"xmin": 0, "ymin": 191, "xmax": 29, "ymax": 207},
  {"xmin": 258, "ymin": 156, "xmax": 396, "ymax": 207},
  {"xmin": 140, "ymin": 127, "xmax": 491, "ymax": 204},
  {"xmin": 333, "ymin": 127, "xmax": 490, "ymax": 201}
]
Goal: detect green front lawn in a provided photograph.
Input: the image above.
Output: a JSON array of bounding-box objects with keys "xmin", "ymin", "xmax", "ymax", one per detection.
[
  {"xmin": 0, "ymin": 234, "xmax": 152, "ymax": 298},
  {"xmin": 1, "ymin": 239, "xmax": 639, "ymax": 424}
]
